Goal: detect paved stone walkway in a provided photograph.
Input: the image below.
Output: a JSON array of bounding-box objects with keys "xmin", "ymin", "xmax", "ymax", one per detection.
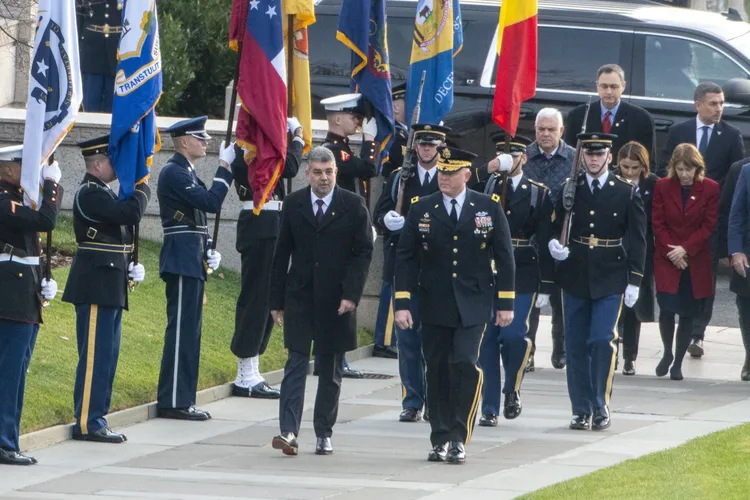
[{"xmin": 2, "ymin": 318, "xmax": 750, "ymax": 499}]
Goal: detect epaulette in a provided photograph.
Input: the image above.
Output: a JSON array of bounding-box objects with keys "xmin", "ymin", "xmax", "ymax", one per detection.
[
  {"xmin": 491, "ymin": 193, "xmax": 501, "ymax": 203},
  {"xmin": 615, "ymin": 174, "xmax": 632, "ymax": 185},
  {"xmin": 528, "ymin": 178, "xmax": 548, "ymax": 189},
  {"xmin": 411, "ymin": 196, "xmax": 419, "ymax": 204}
]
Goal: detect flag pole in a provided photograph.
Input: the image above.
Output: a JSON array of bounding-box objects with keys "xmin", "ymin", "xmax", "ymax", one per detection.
[
  {"xmin": 43, "ymin": 153, "xmax": 55, "ymax": 307},
  {"xmin": 500, "ymin": 134, "xmax": 511, "ymax": 210},
  {"xmin": 286, "ymin": 14, "xmax": 294, "ymax": 195}
]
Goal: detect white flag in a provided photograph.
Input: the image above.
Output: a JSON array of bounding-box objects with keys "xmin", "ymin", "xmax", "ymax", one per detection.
[{"xmin": 21, "ymin": 0, "xmax": 82, "ymax": 208}]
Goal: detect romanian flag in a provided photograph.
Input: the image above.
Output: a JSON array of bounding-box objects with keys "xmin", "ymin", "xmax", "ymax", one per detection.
[
  {"xmin": 491, "ymin": 0, "xmax": 537, "ymax": 136},
  {"xmin": 284, "ymin": 0, "xmax": 315, "ymax": 154}
]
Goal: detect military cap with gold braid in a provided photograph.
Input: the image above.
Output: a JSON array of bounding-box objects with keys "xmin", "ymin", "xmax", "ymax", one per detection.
[
  {"xmin": 392, "ymin": 82, "xmax": 406, "ymax": 101},
  {"xmin": 413, "ymin": 124, "xmax": 451, "ymax": 145},
  {"xmin": 490, "ymin": 132, "xmax": 532, "ymax": 156},
  {"xmin": 577, "ymin": 132, "xmax": 618, "ymax": 152},
  {"xmin": 78, "ymin": 135, "xmax": 111, "ymax": 157},
  {"xmin": 0, "ymin": 145, "xmax": 24, "ymax": 164},
  {"xmin": 436, "ymin": 145, "xmax": 477, "ymax": 172}
]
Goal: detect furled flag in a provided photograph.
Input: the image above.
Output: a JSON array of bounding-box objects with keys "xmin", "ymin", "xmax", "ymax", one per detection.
[
  {"xmin": 21, "ymin": 0, "xmax": 82, "ymax": 208},
  {"xmin": 285, "ymin": 0, "xmax": 315, "ymax": 154},
  {"xmin": 230, "ymin": 0, "xmax": 288, "ymax": 213},
  {"xmin": 336, "ymin": 0, "xmax": 394, "ymax": 162},
  {"xmin": 491, "ymin": 0, "xmax": 538, "ymax": 136},
  {"xmin": 405, "ymin": 0, "xmax": 463, "ymax": 126},
  {"xmin": 108, "ymin": 0, "xmax": 162, "ymax": 200}
]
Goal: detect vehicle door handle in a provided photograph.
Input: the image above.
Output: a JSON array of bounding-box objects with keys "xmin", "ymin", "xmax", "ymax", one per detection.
[
  {"xmin": 654, "ymin": 119, "xmax": 674, "ymax": 132},
  {"xmin": 519, "ymin": 106, "xmax": 534, "ymax": 118}
]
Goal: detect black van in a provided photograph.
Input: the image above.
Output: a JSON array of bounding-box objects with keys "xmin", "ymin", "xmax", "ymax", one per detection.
[{"xmin": 309, "ymin": 0, "xmax": 750, "ymax": 165}]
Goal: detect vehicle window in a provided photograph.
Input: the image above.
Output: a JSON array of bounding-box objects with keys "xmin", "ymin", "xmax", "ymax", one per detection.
[{"xmin": 644, "ymin": 34, "xmax": 749, "ymax": 101}]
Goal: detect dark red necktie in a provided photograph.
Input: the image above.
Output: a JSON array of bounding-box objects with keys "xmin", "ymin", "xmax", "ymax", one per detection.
[
  {"xmin": 315, "ymin": 199, "xmax": 325, "ymax": 223},
  {"xmin": 602, "ymin": 110, "xmax": 612, "ymax": 134}
]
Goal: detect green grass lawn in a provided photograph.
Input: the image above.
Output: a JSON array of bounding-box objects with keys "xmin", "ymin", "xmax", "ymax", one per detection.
[
  {"xmin": 520, "ymin": 422, "xmax": 750, "ymax": 500},
  {"xmin": 23, "ymin": 216, "xmax": 373, "ymax": 434}
]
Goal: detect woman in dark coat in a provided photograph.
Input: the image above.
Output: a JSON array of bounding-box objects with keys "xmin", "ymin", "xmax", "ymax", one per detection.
[
  {"xmin": 614, "ymin": 141, "xmax": 658, "ymax": 376},
  {"xmin": 652, "ymin": 144, "xmax": 719, "ymax": 381}
]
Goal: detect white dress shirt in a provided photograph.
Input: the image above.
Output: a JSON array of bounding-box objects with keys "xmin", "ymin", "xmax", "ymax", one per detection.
[
  {"xmin": 442, "ymin": 188, "xmax": 467, "ymax": 219},
  {"xmin": 510, "ymin": 172, "xmax": 523, "ymax": 191},
  {"xmin": 696, "ymin": 115, "xmax": 715, "ymax": 147},
  {"xmin": 417, "ymin": 163, "xmax": 436, "ymax": 185},
  {"xmin": 311, "ymin": 189, "xmax": 334, "ymax": 215},
  {"xmin": 586, "ymin": 170, "xmax": 609, "ymax": 193}
]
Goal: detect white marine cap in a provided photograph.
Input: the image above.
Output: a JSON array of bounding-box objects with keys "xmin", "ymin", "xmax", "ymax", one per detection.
[
  {"xmin": 320, "ymin": 93, "xmax": 364, "ymax": 114},
  {"xmin": 0, "ymin": 145, "xmax": 23, "ymax": 163}
]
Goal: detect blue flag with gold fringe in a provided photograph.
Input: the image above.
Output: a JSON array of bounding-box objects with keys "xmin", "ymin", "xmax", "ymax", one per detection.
[{"xmin": 336, "ymin": 0, "xmax": 394, "ymax": 162}]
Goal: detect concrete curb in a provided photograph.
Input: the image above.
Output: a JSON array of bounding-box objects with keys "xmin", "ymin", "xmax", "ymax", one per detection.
[{"xmin": 19, "ymin": 344, "xmax": 375, "ymax": 452}]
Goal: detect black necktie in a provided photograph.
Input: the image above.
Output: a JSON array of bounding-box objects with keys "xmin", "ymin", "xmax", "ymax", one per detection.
[
  {"xmin": 450, "ymin": 199, "xmax": 458, "ymax": 224},
  {"xmin": 423, "ymin": 171, "xmax": 430, "ymax": 187},
  {"xmin": 315, "ymin": 199, "xmax": 325, "ymax": 223},
  {"xmin": 592, "ymin": 179, "xmax": 601, "ymax": 197},
  {"xmin": 699, "ymin": 125, "xmax": 710, "ymax": 155}
]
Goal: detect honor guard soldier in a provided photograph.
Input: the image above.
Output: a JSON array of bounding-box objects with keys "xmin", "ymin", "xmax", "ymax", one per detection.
[
  {"xmin": 156, "ymin": 117, "xmax": 235, "ymax": 421},
  {"xmin": 62, "ymin": 135, "xmax": 150, "ymax": 444},
  {"xmin": 394, "ymin": 146, "xmax": 515, "ymax": 464},
  {"xmin": 548, "ymin": 133, "xmax": 646, "ymax": 431},
  {"xmin": 478, "ymin": 134, "xmax": 554, "ymax": 427},
  {"xmin": 373, "ymin": 124, "xmax": 448, "ymax": 422},
  {"xmin": 381, "ymin": 83, "xmax": 408, "ymax": 179},
  {"xmin": 0, "ymin": 145, "xmax": 61, "ymax": 465},
  {"xmin": 229, "ymin": 118, "xmax": 303, "ymax": 399}
]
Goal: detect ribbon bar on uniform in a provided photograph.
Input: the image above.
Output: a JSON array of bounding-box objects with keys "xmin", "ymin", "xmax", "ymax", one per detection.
[
  {"xmin": 572, "ymin": 236, "xmax": 623, "ymax": 248},
  {"xmin": 0, "ymin": 253, "xmax": 40, "ymax": 266},
  {"xmin": 78, "ymin": 242, "xmax": 133, "ymax": 254}
]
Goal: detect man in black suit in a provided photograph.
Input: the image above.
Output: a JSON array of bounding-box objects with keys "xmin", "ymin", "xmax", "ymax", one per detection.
[
  {"xmin": 660, "ymin": 82, "xmax": 745, "ymax": 357},
  {"xmin": 564, "ymin": 64, "xmax": 656, "ymax": 166},
  {"xmin": 270, "ymin": 146, "xmax": 373, "ymax": 457}
]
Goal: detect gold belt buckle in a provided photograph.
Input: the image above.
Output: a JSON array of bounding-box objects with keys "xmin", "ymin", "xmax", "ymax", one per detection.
[{"xmin": 590, "ymin": 236, "xmax": 599, "ymax": 248}]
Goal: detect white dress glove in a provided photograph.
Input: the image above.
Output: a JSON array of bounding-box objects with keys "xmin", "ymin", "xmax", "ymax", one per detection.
[
  {"xmin": 548, "ymin": 238, "xmax": 570, "ymax": 261},
  {"xmin": 128, "ymin": 262, "xmax": 146, "ymax": 283},
  {"xmin": 624, "ymin": 284, "xmax": 640, "ymax": 308},
  {"xmin": 497, "ymin": 153, "xmax": 513, "ymax": 173},
  {"xmin": 219, "ymin": 141, "xmax": 236, "ymax": 165},
  {"xmin": 362, "ymin": 117, "xmax": 378, "ymax": 138},
  {"xmin": 42, "ymin": 160, "xmax": 62, "ymax": 184},
  {"xmin": 287, "ymin": 117, "xmax": 302, "ymax": 134},
  {"xmin": 207, "ymin": 249, "xmax": 221, "ymax": 270},
  {"xmin": 384, "ymin": 210, "xmax": 405, "ymax": 231},
  {"xmin": 535, "ymin": 294, "xmax": 550, "ymax": 309},
  {"xmin": 41, "ymin": 278, "xmax": 57, "ymax": 301}
]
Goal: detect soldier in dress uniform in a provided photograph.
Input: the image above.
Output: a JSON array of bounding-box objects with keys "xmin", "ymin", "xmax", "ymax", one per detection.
[
  {"xmin": 61, "ymin": 135, "xmax": 150, "ymax": 444},
  {"xmin": 0, "ymin": 145, "xmax": 61, "ymax": 465},
  {"xmin": 373, "ymin": 124, "xmax": 448, "ymax": 422},
  {"xmin": 381, "ymin": 83, "xmax": 408, "ymax": 179},
  {"xmin": 548, "ymin": 133, "xmax": 646, "ymax": 431},
  {"xmin": 76, "ymin": 1, "xmax": 122, "ymax": 112},
  {"xmin": 229, "ymin": 118, "xmax": 303, "ymax": 399},
  {"xmin": 394, "ymin": 146, "xmax": 515, "ymax": 464},
  {"xmin": 156, "ymin": 116, "xmax": 235, "ymax": 421},
  {"xmin": 477, "ymin": 134, "xmax": 554, "ymax": 427}
]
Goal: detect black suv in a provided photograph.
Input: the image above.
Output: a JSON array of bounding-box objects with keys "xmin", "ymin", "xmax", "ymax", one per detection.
[{"xmin": 309, "ymin": 0, "xmax": 750, "ymax": 165}]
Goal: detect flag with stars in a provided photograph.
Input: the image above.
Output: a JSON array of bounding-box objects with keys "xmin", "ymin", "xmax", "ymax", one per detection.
[
  {"xmin": 230, "ymin": 0, "xmax": 287, "ymax": 214},
  {"xmin": 21, "ymin": 0, "xmax": 82, "ymax": 208}
]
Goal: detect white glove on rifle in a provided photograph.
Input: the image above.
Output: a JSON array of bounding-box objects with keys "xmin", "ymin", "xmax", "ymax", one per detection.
[
  {"xmin": 624, "ymin": 285, "xmax": 640, "ymax": 308},
  {"xmin": 497, "ymin": 153, "xmax": 513, "ymax": 173},
  {"xmin": 207, "ymin": 249, "xmax": 221, "ymax": 270},
  {"xmin": 287, "ymin": 117, "xmax": 302, "ymax": 134},
  {"xmin": 384, "ymin": 210, "xmax": 405, "ymax": 231},
  {"xmin": 362, "ymin": 117, "xmax": 378, "ymax": 138},
  {"xmin": 219, "ymin": 141, "xmax": 236, "ymax": 165},
  {"xmin": 548, "ymin": 238, "xmax": 569, "ymax": 261},
  {"xmin": 42, "ymin": 160, "xmax": 62, "ymax": 184},
  {"xmin": 128, "ymin": 262, "xmax": 146, "ymax": 283},
  {"xmin": 535, "ymin": 294, "xmax": 550, "ymax": 309},
  {"xmin": 41, "ymin": 278, "xmax": 57, "ymax": 301}
]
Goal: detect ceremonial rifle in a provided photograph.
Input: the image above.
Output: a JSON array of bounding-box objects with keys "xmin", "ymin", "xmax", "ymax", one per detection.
[
  {"xmin": 395, "ymin": 71, "xmax": 426, "ymax": 215},
  {"xmin": 559, "ymin": 95, "xmax": 592, "ymax": 247}
]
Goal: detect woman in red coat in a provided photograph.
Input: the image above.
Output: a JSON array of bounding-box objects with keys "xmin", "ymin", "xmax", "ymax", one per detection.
[{"xmin": 652, "ymin": 144, "xmax": 719, "ymax": 381}]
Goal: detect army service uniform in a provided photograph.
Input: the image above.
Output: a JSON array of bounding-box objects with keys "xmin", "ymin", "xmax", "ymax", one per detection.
[{"xmin": 76, "ymin": 1, "xmax": 122, "ymax": 112}]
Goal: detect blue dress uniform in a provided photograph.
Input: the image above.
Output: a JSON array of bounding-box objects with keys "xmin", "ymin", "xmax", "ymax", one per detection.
[
  {"xmin": 477, "ymin": 135, "xmax": 554, "ymax": 425},
  {"xmin": 62, "ymin": 135, "xmax": 150, "ymax": 443},
  {"xmin": 0, "ymin": 145, "xmax": 61, "ymax": 465},
  {"xmin": 552, "ymin": 133, "xmax": 646, "ymax": 431},
  {"xmin": 373, "ymin": 124, "xmax": 447, "ymax": 421},
  {"xmin": 395, "ymin": 146, "xmax": 515, "ymax": 463},
  {"xmin": 156, "ymin": 117, "xmax": 233, "ymax": 420}
]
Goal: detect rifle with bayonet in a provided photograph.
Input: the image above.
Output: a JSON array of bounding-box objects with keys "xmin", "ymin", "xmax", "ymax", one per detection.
[
  {"xmin": 395, "ymin": 71, "xmax": 426, "ymax": 215},
  {"xmin": 559, "ymin": 95, "xmax": 593, "ymax": 247}
]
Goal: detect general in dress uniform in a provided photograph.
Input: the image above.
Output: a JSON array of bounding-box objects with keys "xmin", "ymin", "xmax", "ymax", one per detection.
[
  {"xmin": 477, "ymin": 134, "xmax": 554, "ymax": 427},
  {"xmin": 76, "ymin": 1, "xmax": 122, "ymax": 112},
  {"xmin": 548, "ymin": 133, "xmax": 646, "ymax": 431},
  {"xmin": 229, "ymin": 118, "xmax": 303, "ymax": 399},
  {"xmin": 373, "ymin": 124, "xmax": 448, "ymax": 422},
  {"xmin": 0, "ymin": 145, "xmax": 61, "ymax": 465},
  {"xmin": 395, "ymin": 146, "xmax": 515, "ymax": 464},
  {"xmin": 62, "ymin": 135, "xmax": 150, "ymax": 444},
  {"xmin": 156, "ymin": 117, "xmax": 235, "ymax": 421}
]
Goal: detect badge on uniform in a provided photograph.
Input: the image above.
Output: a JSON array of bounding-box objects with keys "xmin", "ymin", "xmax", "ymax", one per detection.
[
  {"xmin": 340, "ymin": 150, "xmax": 351, "ymax": 162},
  {"xmin": 419, "ymin": 212, "xmax": 431, "ymax": 238},
  {"xmin": 474, "ymin": 211, "xmax": 492, "ymax": 238}
]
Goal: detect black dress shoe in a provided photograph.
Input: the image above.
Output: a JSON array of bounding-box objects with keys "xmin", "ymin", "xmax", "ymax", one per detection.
[
  {"xmin": 592, "ymin": 407, "xmax": 611, "ymax": 430},
  {"xmin": 569, "ymin": 414, "xmax": 591, "ymax": 430},
  {"xmin": 399, "ymin": 408, "xmax": 422, "ymax": 422},
  {"xmin": 622, "ymin": 359, "xmax": 636, "ymax": 376},
  {"xmin": 655, "ymin": 354, "xmax": 673, "ymax": 377},
  {"xmin": 688, "ymin": 339, "xmax": 704, "ymax": 358},
  {"xmin": 373, "ymin": 345, "xmax": 398, "ymax": 359},
  {"xmin": 742, "ymin": 361, "xmax": 750, "ymax": 382},
  {"xmin": 503, "ymin": 392, "xmax": 522, "ymax": 420},
  {"xmin": 342, "ymin": 366, "xmax": 364, "ymax": 379},
  {"xmin": 315, "ymin": 437, "xmax": 333, "ymax": 455},
  {"xmin": 670, "ymin": 364, "xmax": 684, "ymax": 381},
  {"xmin": 272, "ymin": 432, "xmax": 299, "ymax": 456},
  {"xmin": 72, "ymin": 426, "xmax": 127, "ymax": 444},
  {"xmin": 478, "ymin": 413, "xmax": 498, "ymax": 427},
  {"xmin": 250, "ymin": 381, "xmax": 281, "ymax": 399},
  {"xmin": 0, "ymin": 448, "xmax": 36, "ymax": 465},
  {"xmin": 157, "ymin": 406, "xmax": 211, "ymax": 421},
  {"xmin": 524, "ymin": 355, "xmax": 535, "ymax": 373},
  {"xmin": 427, "ymin": 442, "xmax": 448, "ymax": 462},
  {"xmin": 446, "ymin": 441, "xmax": 466, "ymax": 464},
  {"xmin": 551, "ymin": 352, "xmax": 566, "ymax": 369}
]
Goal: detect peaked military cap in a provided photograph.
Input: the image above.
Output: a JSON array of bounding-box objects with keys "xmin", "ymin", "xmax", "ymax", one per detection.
[
  {"xmin": 0, "ymin": 145, "xmax": 23, "ymax": 163},
  {"xmin": 392, "ymin": 82, "xmax": 406, "ymax": 100},
  {"xmin": 321, "ymin": 93, "xmax": 367, "ymax": 117},
  {"xmin": 490, "ymin": 132, "xmax": 532, "ymax": 155},
  {"xmin": 165, "ymin": 116, "xmax": 212, "ymax": 140},
  {"xmin": 436, "ymin": 146, "xmax": 476, "ymax": 172},
  {"xmin": 413, "ymin": 124, "xmax": 451, "ymax": 145},
  {"xmin": 78, "ymin": 135, "xmax": 111, "ymax": 157},
  {"xmin": 578, "ymin": 132, "xmax": 617, "ymax": 152}
]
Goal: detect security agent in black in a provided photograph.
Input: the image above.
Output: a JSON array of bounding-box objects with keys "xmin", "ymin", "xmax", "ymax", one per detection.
[
  {"xmin": 394, "ymin": 146, "xmax": 515, "ymax": 464},
  {"xmin": 62, "ymin": 134, "xmax": 150, "ymax": 444},
  {"xmin": 381, "ymin": 82, "xmax": 408, "ymax": 179},
  {"xmin": 229, "ymin": 117, "xmax": 303, "ymax": 399}
]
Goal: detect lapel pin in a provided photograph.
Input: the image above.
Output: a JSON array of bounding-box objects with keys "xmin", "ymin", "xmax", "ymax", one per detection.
[
  {"xmin": 690, "ymin": 196, "xmax": 696, "ymax": 200},
  {"xmin": 522, "ymin": 184, "xmax": 528, "ymax": 189}
]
